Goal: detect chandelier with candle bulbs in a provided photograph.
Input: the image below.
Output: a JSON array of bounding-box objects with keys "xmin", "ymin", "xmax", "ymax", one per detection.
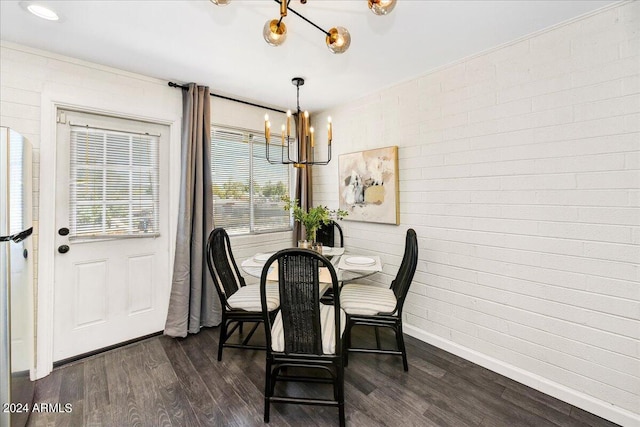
[
  {"xmin": 264, "ymin": 77, "xmax": 331, "ymax": 168},
  {"xmin": 210, "ymin": 0, "xmax": 397, "ymax": 54}
]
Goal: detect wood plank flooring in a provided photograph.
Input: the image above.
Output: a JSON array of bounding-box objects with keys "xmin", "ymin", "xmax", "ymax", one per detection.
[{"xmin": 27, "ymin": 325, "xmax": 620, "ymax": 427}]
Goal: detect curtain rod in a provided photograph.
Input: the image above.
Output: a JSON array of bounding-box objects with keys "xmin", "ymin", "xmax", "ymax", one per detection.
[{"xmin": 168, "ymin": 82, "xmax": 286, "ymax": 114}]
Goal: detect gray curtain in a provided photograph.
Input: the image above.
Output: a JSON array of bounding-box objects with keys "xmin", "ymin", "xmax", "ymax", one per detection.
[
  {"xmin": 164, "ymin": 83, "xmax": 221, "ymax": 337},
  {"xmin": 292, "ymin": 111, "xmax": 313, "ymax": 245}
]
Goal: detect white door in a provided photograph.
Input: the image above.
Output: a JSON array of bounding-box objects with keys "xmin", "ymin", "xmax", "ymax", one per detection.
[{"xmin": 53, "ymin": 110, "xmax": 170, "ymax": 362}]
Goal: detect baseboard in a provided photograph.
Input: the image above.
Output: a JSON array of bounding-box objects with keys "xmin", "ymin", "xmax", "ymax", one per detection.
[
  {"xmin": 404, "ymin": 325, "xmax": 640, "ymax": 427},
  {"xmin": 53, "ymin": 331, "xmax": 163, "ymax": 368}
]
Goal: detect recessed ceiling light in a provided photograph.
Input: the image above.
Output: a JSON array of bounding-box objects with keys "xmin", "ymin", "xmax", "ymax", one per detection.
[{"xmin": 27, "ymin": 4, "xmax": 59, "ymax": 21}]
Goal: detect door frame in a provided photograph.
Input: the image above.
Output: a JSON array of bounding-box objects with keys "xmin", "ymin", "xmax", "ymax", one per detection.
[{"xmin": 37, "ymin": 86, "xmax": 181, "ymax": 379}]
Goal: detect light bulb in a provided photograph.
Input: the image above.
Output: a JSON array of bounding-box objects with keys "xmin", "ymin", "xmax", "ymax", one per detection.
[
  {"xmin": 210, "ymin": 0, "xmax": 231, "ymax": 5},
  {"xmin": 263, "ymin": 19, "xmax": 287, "ymax": 46},
  {"xmin": 326, "ymin": 27, "xmax": 351, "ymax": 54},
  {"xmin": 368, "ymin": 0, "xmax": 396, "ymax": 16}
]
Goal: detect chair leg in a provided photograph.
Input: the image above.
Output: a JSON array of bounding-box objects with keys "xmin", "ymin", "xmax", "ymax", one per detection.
[
  {"xmin": 344, "ymin": 318, "xmax": 352, "ymax": 367},
  {"xmin": 218, "ymin": 318, "xmax": 228, "ymax": 361},
  {"xmin": 332, "ymin": 365, "xmax": 339, "ymax": 402},
  {"xmin": 396, "ymin": 321, "xmax": 408, "ymax": 372},
  {"xmin": 374, "ymin": 326, "xmax": 381, "ymax": 349},
  {"xmin": 264, "ymin": 358, "xmax": 272, "ymax": 423},
  {"xmin": 337, "ymin": 361, "xmax": 345, "ymax": 427}
]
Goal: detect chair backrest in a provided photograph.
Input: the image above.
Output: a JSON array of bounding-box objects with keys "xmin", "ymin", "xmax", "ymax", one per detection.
[
  {"xmin": 390, "ymin": 229, "xmax": 418, "ymax": 314},
  {"xmin": 206, "ymin": 227, "xmax": 246, "ymax": 308},
  {"xmin": 316, "ymin": 220, "xmax": 344, "ymax": 248},
  {"xmin": 261, "ymin": 248, "xmax": 341, "ymax": 355}
]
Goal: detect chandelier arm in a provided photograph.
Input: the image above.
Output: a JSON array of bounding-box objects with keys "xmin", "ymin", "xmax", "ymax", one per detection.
[
  {"xmin": 273, "ymin": 0, "xmax": 331, "ymax": 37},
  {"xmin": 282, "ymin": 144, "xmax": 300, "ymax": 165},
  {"xmin": 266, "ymin": 140, "xmax": 294, "ymax": 165},
  {"xmin": 286, "ymin": 135, "xmax": 297, "ymax": 164},
  {"xmin": 266, "ymin": 141, "xmax": 275, "ymax": 164}
]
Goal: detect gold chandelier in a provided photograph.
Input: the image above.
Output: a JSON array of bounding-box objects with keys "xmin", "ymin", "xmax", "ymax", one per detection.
[
  {"xmin": 264, "ymin": 77, "xmax": 331, "ymax": 167},
  {"xmin": 210, "ymin": 0, "xmax": 397, "ymax": 54}
]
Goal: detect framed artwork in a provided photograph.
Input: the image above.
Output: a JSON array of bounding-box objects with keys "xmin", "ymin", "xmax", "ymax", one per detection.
[{"xmin": 338, "ymin": 146, "xmax": 399, "ymax": 225}]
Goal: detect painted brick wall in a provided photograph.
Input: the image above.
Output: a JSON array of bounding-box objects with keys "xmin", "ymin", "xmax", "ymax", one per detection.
[{"xmin": 313, "ymin": 3, "xmax": 639, "ymax": 424}]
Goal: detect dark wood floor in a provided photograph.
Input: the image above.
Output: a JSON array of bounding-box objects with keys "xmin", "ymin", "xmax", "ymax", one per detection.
[{"xmin": 27, "ymin": 325, "xmax": 620, "ymax": 427}]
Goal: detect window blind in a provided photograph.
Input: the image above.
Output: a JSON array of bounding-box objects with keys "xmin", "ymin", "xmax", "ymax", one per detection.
[
  {"xmin": 250, "ymin": 134, "xmax": 291, "ymax": 232},
  {"xmin": 211, "ymin": 126, "xmax": 290, "ymax": 235},
  {"xmin": 69, "ymin": 125, "xmax": 160, "ymax": 238}
]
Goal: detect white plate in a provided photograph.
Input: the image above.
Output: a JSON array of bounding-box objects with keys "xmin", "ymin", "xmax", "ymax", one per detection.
[
  {"xmin": 326, "ymin": 247, "xmax": 345, "ymax": 256},
  {"xmin": 344, "ymin": 256, "xmax": 376, "ymax": 266},
  {"xmin": 253, "ymin": 252, "xmax": 275, "ymax": 263}
]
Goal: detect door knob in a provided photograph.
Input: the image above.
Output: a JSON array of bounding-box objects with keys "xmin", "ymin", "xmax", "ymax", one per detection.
[
  {"xmin": 58, "ymin": 227, "xmax": 70, "ymax": 236},
  {"xmin": 58, "ymin": 245, "xmax": 70, "ymax": 254}
]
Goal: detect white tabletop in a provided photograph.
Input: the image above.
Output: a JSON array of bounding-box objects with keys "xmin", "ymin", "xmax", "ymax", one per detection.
[{"xmin": 241, "ymin": 251, "xmax": 382, "ymax": 282}]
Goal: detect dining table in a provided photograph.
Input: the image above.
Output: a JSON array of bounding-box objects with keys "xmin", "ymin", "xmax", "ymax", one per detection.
[{"xmin": 240, "ymin": 247, "xmax": 383, "ymax": 284}]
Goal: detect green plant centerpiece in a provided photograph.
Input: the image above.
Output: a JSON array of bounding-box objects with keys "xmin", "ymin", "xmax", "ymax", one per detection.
[{"xmin": 282, "ymin": 195, "xmax": 347, "ymax": 244}]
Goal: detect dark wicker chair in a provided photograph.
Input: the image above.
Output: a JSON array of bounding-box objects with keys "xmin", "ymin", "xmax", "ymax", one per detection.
[
  {"xmin": 316, "ymin": 220, "xmax": 344, "ymax": 304},
  {"xmin": 260, "ymin": 248, "xmax": 345, "ymax": 427},
  {"xmin": 316, "ymin": 220, "xmax": 344, "ymax": 248},
  {"xmin": 340, "ymin": 229, "xmax": 418, "ymax": 371},
  {"xmin": 206, "ymin": 227, "xmax": 279, "ymax": 361}
]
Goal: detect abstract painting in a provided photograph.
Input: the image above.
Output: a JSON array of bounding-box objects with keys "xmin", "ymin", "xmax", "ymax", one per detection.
[{"xmin": 338, "ymin": 146, "xmax": 399, "ymax": 225}]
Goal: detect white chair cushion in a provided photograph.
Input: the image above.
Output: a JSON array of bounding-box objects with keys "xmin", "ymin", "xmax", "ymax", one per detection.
[
  {"xmin": 271, "ymin": 305, "xmax": 346, "ymax": 355},
  {"xmin": 340, "ymin": 283, "xmax": 397, "ymax": 315},
  {"xmin": 226, "ymin": 284, "xmax": 279, "ymax": 312}
]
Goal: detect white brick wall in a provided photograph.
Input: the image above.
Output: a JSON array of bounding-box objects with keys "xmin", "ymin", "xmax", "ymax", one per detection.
[{"xmin": 313, "ymin": 2, "xmax": 639, "ymax": 424}]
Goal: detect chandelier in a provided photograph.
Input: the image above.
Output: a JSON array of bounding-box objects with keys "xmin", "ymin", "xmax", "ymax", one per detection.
[
  {"xmin": 210, "ymin": 0, "xmax": 397, "ymax": 54},
  {"xmin": 264, "ymin": 77, "xmax": 331, "ymax": 168}
]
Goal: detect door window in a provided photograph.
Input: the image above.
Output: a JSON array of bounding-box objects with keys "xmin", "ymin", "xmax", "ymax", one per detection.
[{"xmin": 69, "ymin": 125, "xmax": 160, "ymax": 239}]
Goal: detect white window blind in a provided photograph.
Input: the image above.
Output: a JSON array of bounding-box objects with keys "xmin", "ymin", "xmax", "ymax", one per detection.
[
  {"xmin": 211, "ymin": 126, "xmax": 291, "ymax": 235},
  {"xmin": 69, "ymin": 125, "xmax": 160, "ymax": 239}
]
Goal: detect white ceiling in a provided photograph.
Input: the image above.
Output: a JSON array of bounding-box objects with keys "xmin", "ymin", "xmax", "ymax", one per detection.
[{"xmin": 0, "ymin": 0, "xmax": 616, "ymax": 112}]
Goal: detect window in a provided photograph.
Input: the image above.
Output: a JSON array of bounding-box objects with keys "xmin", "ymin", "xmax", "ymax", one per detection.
[
  {"xmin": 211, "ymin": 126, "xmax": 291, "ymax": 234},
  {"xmin": 69, "ymin": 125, "xmax": 160, "ymax": 238}
]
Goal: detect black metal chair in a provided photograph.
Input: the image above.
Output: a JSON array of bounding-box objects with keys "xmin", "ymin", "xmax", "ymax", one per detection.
[
  {"xmin": 316, "ymin": 220, "xmax": 344, "ymax": 248},
  {"xmin": 340, "ymin": 229, "xmax": 418, "ymax": 371},
  {"xmin": 206, "ymin": 227, "xmax": 279, "ymax": 361},
  {"xmin": 260, "ymin": 248, "xmax": 345, "ymax": 427}
]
